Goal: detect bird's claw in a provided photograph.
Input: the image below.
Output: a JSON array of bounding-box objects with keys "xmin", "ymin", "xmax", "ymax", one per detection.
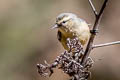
[{"xmin": 90, "ymin": 29, "xmax": 99, "ymax": 35}]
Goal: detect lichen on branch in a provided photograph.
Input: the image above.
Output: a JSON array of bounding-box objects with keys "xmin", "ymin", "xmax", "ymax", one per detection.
[{"xmin": 37, "ymin": 38, "xmax": 93, "ymax": 80}]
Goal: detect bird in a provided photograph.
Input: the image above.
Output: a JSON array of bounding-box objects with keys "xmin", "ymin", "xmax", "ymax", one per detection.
[{"xmin": 52, "ymin": 13, "xmax": 90, "ymax": 51}]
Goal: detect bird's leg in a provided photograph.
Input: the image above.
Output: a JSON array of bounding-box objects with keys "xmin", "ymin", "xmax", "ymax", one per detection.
[{"xmin": 90, "ymin": 29, "xmax": 99, "ymax": 35}]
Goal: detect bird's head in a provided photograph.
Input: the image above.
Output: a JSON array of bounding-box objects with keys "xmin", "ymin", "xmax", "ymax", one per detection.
[{"xmin": 52, "ymin": 13, "xmax": 77, "ymax": 29}]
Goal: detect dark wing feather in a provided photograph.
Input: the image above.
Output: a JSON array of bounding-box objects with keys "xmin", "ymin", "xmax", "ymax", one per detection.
[{"xmin": 57, "ymin": 31, "xmax": 62, "ymax": 41}]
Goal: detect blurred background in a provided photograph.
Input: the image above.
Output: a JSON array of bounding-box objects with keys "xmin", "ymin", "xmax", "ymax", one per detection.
[{"xmin": 0, "ymin": 0, "xmax": 120, "ymax": 80}]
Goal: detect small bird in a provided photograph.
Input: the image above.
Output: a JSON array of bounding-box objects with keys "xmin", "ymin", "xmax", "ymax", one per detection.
[{"xmin": 52, "ymin": 13, "xmax": 90, "ymax": 51}]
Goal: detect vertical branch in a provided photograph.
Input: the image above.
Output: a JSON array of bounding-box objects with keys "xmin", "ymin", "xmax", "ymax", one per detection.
[{"xmin": 81, "ymin": 0, "xmax": 108, "ymax": 65}]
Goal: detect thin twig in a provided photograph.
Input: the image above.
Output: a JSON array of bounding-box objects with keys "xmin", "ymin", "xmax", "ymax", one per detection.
[
  {"xmin": 92, "ymin": 41, "xmax": 120, "ymax": 49},
  {"xmin": 81, "ymin": 0, "xmax": 108, "ymax": 65},
  {"xmin": 88, "ymin": 0, "xmax": 98, "ymax": 17}
]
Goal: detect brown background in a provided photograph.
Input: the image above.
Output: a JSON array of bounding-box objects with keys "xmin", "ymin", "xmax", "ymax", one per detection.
[{"xmin": 0, "ymin": 0, "xmax": 120, "ymax": 80}]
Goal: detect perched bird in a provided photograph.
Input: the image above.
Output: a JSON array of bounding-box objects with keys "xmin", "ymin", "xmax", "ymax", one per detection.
[{"xmin": 52, "ymin": 13, "xmax": 90, "ymax": 51}]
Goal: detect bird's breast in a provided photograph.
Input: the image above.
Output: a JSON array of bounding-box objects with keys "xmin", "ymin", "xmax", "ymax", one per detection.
[
  {"xmin": 57, "ymin": 28, "xmax": 75, "ymax": 50},
  {"xmin": 58, "ymin": 28, "xmax": 74, "ymax": 38}
]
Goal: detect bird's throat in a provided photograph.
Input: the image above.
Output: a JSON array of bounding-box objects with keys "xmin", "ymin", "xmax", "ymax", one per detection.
[{"xmin": 58, "ymin": 28, "xmax": 73, "ymax": 38}]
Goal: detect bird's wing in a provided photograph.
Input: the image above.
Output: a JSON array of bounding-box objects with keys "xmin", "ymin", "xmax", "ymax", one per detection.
[
  {"xmin": 78, "ymin": 18, "xmax": 86, "ymax": 22},
  {"xmin": 57, "ymin": 30, "xmax": 62, "ymax": 41},
  {"xmin": 78, "ymin": 18, "xmax": 91, "ymax": 26}
]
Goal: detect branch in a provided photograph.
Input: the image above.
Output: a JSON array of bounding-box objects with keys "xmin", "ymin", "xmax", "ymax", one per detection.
[
  {"xmin": 81, "ymin": 0, "xmax": 108, "ymax": 65},
  {"xmin": 88, "ymin": 0, "xmax": 98, "ymax": 17},
  {"xmin": 37, "ymin": 38, "xmax": 94, "ymax": 80},
  {"xmin": 92, "ymin": 41, "xmax": 120, "ymax": 49}
]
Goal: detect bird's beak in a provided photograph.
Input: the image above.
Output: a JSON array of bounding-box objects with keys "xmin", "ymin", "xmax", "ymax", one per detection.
[{"xmin": 51, "ymin": 24, "xmax": 58, "ymax": 29}]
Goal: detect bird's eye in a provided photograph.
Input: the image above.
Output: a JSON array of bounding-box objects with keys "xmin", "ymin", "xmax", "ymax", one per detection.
[{"xmin": 62, "ymin": 21, "xmax": 66, "ymax": 23}]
